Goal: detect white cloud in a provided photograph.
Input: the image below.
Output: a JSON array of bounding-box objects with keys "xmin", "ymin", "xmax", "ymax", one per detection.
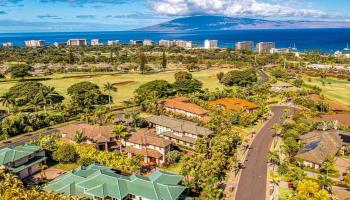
[{"xmin": 148, "ymin": 0, "xmax": 349, "ymax": 19}]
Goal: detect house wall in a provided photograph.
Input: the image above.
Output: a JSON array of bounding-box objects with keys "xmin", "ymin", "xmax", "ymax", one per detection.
[
  {"xmin": 303, "ymin": 161, "xmax": 320, "ymax": 169},
  {"xmin": 14, "ymin": 156, "xmax": 29, "ymax": 167},
  {"xmin": 165, "ymin": 107, "xmax": 202, "ymax": 118},
  {"xmin": 125, "ymin": 141, "xmax": 167, "ymax": 164}
]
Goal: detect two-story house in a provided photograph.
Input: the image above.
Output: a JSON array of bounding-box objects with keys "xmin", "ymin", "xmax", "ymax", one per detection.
[
  {"xmin": 0, "ymin": 144, "xmax": 47, "ymax": 179},
  {"xmin": 124, "ymin": 129, "xmax": 172, "ymax": 165},
  {"xmin": 162, "ymin": 97, "xmax": 209, "ymax": 119},
  {"xmin": 146, "ymin": 115, "xmax": 213, "ymax": 148},
  {"xmin": 58, "ymin": 123, "xmax": 116, "ymax": 151}
]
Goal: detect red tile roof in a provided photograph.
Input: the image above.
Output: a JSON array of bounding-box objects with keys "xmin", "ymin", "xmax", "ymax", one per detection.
[
  {"xmin": 128, "ymin": 129, "xmax": 172, "ymax": 148},
  {"xmin": 163, "ymin": 98, "xmax": 209, "ymax": 116},
  {"xmin": 58, "ymin": 123, "xmax": 114, "ymax": 143},
  {"xmin": 209, "ymin": 98, "xmax": 258, "ymax": 112},
  {"xmin": 124, "ymin": 146, "xmax": 163, "ymax": 159}
]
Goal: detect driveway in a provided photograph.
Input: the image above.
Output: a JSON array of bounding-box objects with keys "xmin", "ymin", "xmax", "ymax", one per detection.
[{"xmin": 235, "ymin": 106, "xmax": 297, "ymax": 200}]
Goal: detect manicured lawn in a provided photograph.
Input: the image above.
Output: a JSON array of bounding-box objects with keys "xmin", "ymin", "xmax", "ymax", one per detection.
[
  {"xmin": 54, "ymin": 163, "xmax": 80, "ymax": 171},
  {"xmin": 0, "ymin": 69, "xmax": 232, "ymax": 107},
  {"xmin": 160, "ymin": 162, "xmax": 183, "ymax": 174},
  {"xmin": 279, "ymin": 187, "xmax": 293, "ymax": 200},
  {"xmin": 303, "ymin": 76, "xmax": 350, "ymax": 106}
]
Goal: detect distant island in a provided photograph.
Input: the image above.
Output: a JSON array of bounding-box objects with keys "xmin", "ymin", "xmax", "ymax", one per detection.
[{"xmin": 136, "ymin": 15, "xmax": 350, "ymax": 32}]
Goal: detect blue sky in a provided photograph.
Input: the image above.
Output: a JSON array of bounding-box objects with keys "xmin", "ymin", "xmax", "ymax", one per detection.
[{"xmin": 0, "ymin": 0, "xmax": 349, "ymax": 32}]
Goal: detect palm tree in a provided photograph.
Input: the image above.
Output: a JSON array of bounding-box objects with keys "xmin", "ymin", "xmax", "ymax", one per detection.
[
  {"xmin": 113, "ymin": 124, "xmax": 128, "ymax": 153},
  {"xmin": 103, "ymin": 82, "xmax": 117, "ymax": 108},
  {"xmin": 0, "ymin": 93, "xmax": 15, "ymax": 115},
  {"xmin": 74, "ymin": 131, "xmax": 86, "ymax": 144},
  {"xmin": 39, "ymin": 87, "xmax": 59, "ymax": 115},
  {"xmin": 29, "ymin": 95, "xmax": 43, "ymax": 112},
  {"xmin": 317, "ymin": 175, "xmax": 332, "ymax": 190},
  {"xmin": 125, "ymin": 111, "xmax": 141, "ymax": 130},
  {"xmin": 267, "ymin": 150, "xmax": 280, "ymax": 170}
]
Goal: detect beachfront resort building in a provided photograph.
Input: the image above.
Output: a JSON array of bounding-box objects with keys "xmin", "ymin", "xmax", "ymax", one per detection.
[
  {"xmin": 107, "ymin": 40, "xmax": 119, "ymax": 45},
  {"xmin": 159, "ymin": 40, "xmax": 175, "ymax": 47},
  {"xmin": 256, "ymin": 42, "xmax": 275, "ymax": 53},
  {"xmin": 67, "ymin": 39, "xmax": 87, "ymax": 46},
  {"xmin": 24, "ymin": 40, "xmax": 45, "ymax": 47},
  {"xmin": 175, "ymin": 40, "xmax": 193, "ymax": 48},
  {"xmin": 130, "ymin": 40, "xmax": 143, "ymax": 45},
  {"xmin": 91, "ymin": 39, "xmax": 101, "ymax": 46},
  {"xmin": 235, "ymin": 41, "xmax": 254, "ymax": 51},
  {"xmin": 53, "ymin": 42, "xmax": 67, "ymax": 47},
  {"xmin": 0, "ymin": 144, "xmax": 47, "ymax": 179},
  {"xmin": 44, "ymin": 163, "xmax": 187, "ymax": 200},
  {"xmin": 125, "ymin": 129, "xmax": 172, "ymax": 165},
  {"xmin": 58, "ymin": 123, "xmax": 116, "ymax": 151},
  {"xmin": 209, "ymin": 98, "xmax": 258, "ymax": 113},
  {"xmin": 295, "ymin": 130, "xmax": 343, "ymax": 169},
  {"xmin": 204, "ymin": 40, "xmax": 218, "ymax": 49},
  {"xmin": 143, "ymin": 40, "xmax": 153, "ymax": 46},
  {"xmin": 146, "ymin": 115, "xmax": 213, "ymax": 148},
  {"xmin": 162, "ymin": 97, "xmax": 209, "ymax": 119},
  {"xmin": 2, "ymin": 42, "xmax": 13, "ymax": 47}
]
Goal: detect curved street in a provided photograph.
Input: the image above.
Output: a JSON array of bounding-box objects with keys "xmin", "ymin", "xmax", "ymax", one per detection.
[{"xmin": 235, "ymin": 106, "xmax": 297, "ymax": 200}]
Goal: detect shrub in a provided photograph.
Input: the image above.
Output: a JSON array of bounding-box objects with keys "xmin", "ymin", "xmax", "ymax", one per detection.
[{"xmin": 53, "ymin": 143, "xmax": 79, "ymax": 164}]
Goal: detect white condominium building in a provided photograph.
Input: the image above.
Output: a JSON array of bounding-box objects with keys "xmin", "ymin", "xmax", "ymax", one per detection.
[
  {"xmin": 107, "ymin": 40, "xmax": 119, "ymax": 45},
  {"xmin": 67, "ymin": 39, "xmax": 87, "ymax": 46},
  {"xmin": 204, "ymin": 40, "xmax": 218, "ymax": 49},
  {"xmin": 2, "ymin": 42, "xmax": 13, "ymax": 47},
  {"xmin": 256, "ymin": 42, "xmax": 275, "ymax": 53},
  {"xmin": 24, "ymin": 40, "xmax": 45, "ymax": 47},
  {"xmin": 91, "ymin": 39, "xmax": 101, "ymax": 46},
  {"xmin": 159, "ymin": 40, "xmax": 175, "ymax": 47},
  {"xmin": 235, "ymin": 41, "xmax": 253, "ymax": 50}
]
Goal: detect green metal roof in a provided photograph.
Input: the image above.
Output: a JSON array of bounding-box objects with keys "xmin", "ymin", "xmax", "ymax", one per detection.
[
  {"xmin": 44, "ymin": 163, "xmax": 186, "ymax": 200},
  {"xmin": 9, "ymin": 156, "xmax": 47, "ymax": 173},
  {"xmin": 0, "ymin": 144, "xmax": 40, "ymax": 165}
]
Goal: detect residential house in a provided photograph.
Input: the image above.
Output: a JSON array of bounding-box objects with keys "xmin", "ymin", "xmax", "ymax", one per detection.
[
  {"xmin": 44, "ymin": 163, "xmax": 187, "ymax": 200},
  {"xmin": 146, "ymin": 115, "xmax": 213, "ymax": 148},
  {"xmin": 0, "ymin": 144, "xmax": 47, "ymax": 179},
  {"xmin": 295, "ymin": 130, "xmax": 343, "ymax": 169},
  {"xmin": 162, "ymin": 97, "xmax": 209, "ymax": 119},
  {"xmin": 209, "ymin": 98, "xmax": 258, "ymax": 113},
  {"xmin": 124, "ymin": 129, "xmax": 172, "ymax": 165},
  {"xmin": 270, "ymin": 82, "xmax": 299, "ymax": 92},
  {"xmin": 58, "ymin": 123, "xmax": 116, "ymax": 151}
]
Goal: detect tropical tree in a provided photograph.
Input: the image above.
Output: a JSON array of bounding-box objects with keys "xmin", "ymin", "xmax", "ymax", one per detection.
[
  {"xmin": 317, "ymin": 175, "xmax": 332, "ymax": 190},
  {"xmin": 161, "ymin": 49, "xmax": 167, "ymax": 70},
  {"xmin": 39, "ymin": 86, "xmax": 59, "ymax": 115},
  {"xmin": 0, "ymin": 93, "xmax": 15, "ymax": 114},
  {"xmin": 113, "ymin": 124, "xmax": 128, "ymax": 153},
  {"xmin": 29, "ymin": 95, "xmax": 43, "ymax": 112},
  {"xmin": 267, "ymin": 150, "xmax": 280, "ymax": 169},
  {"xmin": 74, "ymin": 132, "xmax": 86, "ymax": 144},
  {"xmin": 103, "ymin": 82, "xmax": 117, "ymax": 108}
]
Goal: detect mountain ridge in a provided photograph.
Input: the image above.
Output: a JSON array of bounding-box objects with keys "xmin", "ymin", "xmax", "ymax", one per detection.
[{"xmin": 136, "ymin": 15, "xmax": 350, "ymax": 31}]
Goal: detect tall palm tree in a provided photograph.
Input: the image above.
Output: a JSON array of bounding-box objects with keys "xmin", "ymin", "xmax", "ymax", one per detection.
[
  {"xmin": 103, "ymin": 82, "xmax": 117, "ymax": 108},
  {"xmin": 0, "ymin": 93, "xmax": 15, "ymax": 115},
  {"xmin": 39, "ymin": 87, "xmax": 58, "ymax": 115},
  {"xmin": 113, "ymin": 124, "xmax": 128, "ymax": 153}
]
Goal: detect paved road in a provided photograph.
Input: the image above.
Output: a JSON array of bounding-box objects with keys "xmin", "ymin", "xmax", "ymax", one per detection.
[
  {"xmin": 0, "ymin": 129, "xmax": 58, "ymax": 149},
  {"xmin": 235, "ymin": 106, "xmax": 297, "ymax": 200}
]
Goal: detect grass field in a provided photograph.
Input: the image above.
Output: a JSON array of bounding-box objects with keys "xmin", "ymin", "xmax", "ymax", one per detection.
[
  {"xmin": 0, "ymin": 69, "xmax": 231, "ymax": 106},
  {"xmin": 303, "ymin": 76, "xmax": 350, "ymax": 106}
]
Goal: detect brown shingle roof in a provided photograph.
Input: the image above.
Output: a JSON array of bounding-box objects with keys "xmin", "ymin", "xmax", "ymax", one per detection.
[
  {"xmin": 146, "ymin": 115, "xmax": 213, "ymax": 136},
  {"xmin": 163, "ymin": 98, "xmax": 209, "ymax": 116},
  {"xmin": 58, "ymin": 123, "xmax": 114, "ymax": 143},
  {"xmin": 128, "ymin": 129, "xmax": 172, "ymax": 148},
  {"xmin": 296, "ymin": 130, "xmax": 343, "ymax": 165},
  {"xmin": 209, "ymin": 98, "xmax": 258, "ymax": 112},
  {"xmin": 124, "ymin": 146, "xmax": 163, "ymax": 159}
]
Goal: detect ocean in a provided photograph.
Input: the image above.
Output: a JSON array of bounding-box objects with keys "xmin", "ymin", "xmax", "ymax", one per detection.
[{"xmin": 1, "ymin": 29, "xmax": 350, "ymax": 53}]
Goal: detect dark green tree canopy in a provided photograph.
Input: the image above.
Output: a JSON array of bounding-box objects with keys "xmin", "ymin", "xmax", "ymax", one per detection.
[
  {"xmin": 5, "ymin": 81, "xmax": 64, "ymax": 106},
  {"xmin": 174, "ymin": 71, "xmax": 193, "ymax": 81},
  {"xmin": 173, "ymin": 79, "xmax": 203, "ymax": 94},
  {"xmin": 135, "ymin": 80, "xmax": 173, "ymax": 102},
  {"xmin": 67, "ymin": 81, "xmax": 108, "ymax": 108},
  {"xmin": 5, "ymin": 64, "xmax": 34, "ymax": 79},
  {"xmin": 220, "ymin": 69, "xmax": 258, "ymax": 87}
]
